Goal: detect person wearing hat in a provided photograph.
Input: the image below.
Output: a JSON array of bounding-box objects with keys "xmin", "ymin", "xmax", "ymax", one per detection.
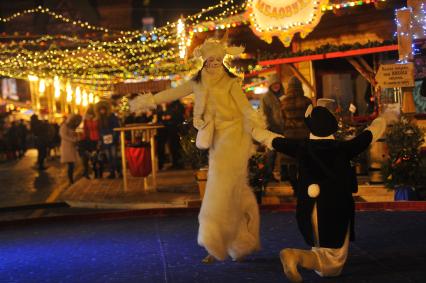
[
  {"xmin": 60, "ymin": 114, "xmax": 82, "ymax": 185},
  {"xmin": 252, "ymin": 106, "xmax": 386, "ymax": 282},
  {"xmin": 280, "ymin": 76, "xmax": 312, "ymax": 190},
  {"xmin": 129, "ymin": 33, "xmax": 263, "ymax": 263},
  {"xmin": 260, "ymin": 74, "xmax": 285, "ymax": 183}
]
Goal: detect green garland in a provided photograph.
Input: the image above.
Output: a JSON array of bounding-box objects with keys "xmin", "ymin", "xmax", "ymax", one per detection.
[{"xmin": 258, "ymin": 40, "xmax": 397, "ymax": 61}]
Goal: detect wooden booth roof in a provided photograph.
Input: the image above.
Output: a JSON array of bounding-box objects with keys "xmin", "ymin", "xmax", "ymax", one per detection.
[{"xmin": 189, "ymin": 0, "xmax": 405, "ymax": 62}]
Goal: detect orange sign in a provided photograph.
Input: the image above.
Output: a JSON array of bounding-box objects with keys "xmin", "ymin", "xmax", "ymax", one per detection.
[{"xmin": 246, "ymin": 0, "xmax": 329, "ymax": 46}]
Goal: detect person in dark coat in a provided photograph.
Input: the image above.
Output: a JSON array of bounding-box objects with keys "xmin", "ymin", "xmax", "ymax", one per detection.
[
  {"xmin": 163, "ymin": 100, "xmax": 185, "ymax": 169},
  {"xmin": 30, "ymin": 114, "xmax": 49, "ymax": 170},
  {"xmin": 280, "ymin": 76, "xmax": 312, "ymax": 190},
  {"xmin": 17, "ymin": 119, "xmax": 28, "ymax": 158},
  {"xmin": 6, "ymin": 121, "xmax": 19, "ymax": 159},
  {"xmin": 156, "ymin": 104, "xmax": 168, "ymax": 170},
  {"xmin": 260, "ymin": 77, "xmax": 285, "ymax": 183},
  {"xmin": 96, "ymin": 100, "xmax": 120, "ymax": 179},
  {"xmin": 252, "ymin": 105, "xmax": 386, "ymax": 282}
]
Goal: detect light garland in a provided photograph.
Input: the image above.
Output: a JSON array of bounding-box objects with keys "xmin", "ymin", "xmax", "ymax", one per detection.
[
  {"xmin": 321, "ymin": 0, "xmax": 387, "ymax": 12},
  {"xmin": 0, "ymin": 0, "xmax": 254, "ymax": 106},
  {"xmin": 177, "ymin": 18, "xmax": 187, "ymax": 59},
  {"xmin": 0, "ymin": 0, "xmax": 245, "ymax": 86},
  {"xmin": 0, "ymin": 6, "xmax": 110, "ymax": 33},
  {"xmin": 412, "ymin": 2, "xmax": 426, "ymax": 40},
  {"xmin": 54, "ymin": 76, "xmax": 61, "ymax": 99},
  {"xmin": 66, "ymin": 81, "xmax": 73, "ymax": 103},
  {"xmin": 75, "ymin": 86, "xmax": 81, "ymax": 105}
]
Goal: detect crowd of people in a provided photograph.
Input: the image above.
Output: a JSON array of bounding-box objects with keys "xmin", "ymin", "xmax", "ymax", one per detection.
[
  {"xmin": 0, "ymin": 115, "xmax": 60, "ymax": 165},
  {"xmin": 0, "ymin": 96, "xmax": 191, "ymax": 186},
  {"xmin": 61, "ymin": 99, "xmax": 189, "ymax": 185}
]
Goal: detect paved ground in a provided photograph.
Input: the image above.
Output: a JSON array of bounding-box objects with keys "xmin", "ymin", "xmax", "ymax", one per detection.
[
  {"xmin": 0, "ymin": 150, "xmax": 74, "ymax": 208},
  {"xmin": 0, "ymin": 211, "xmax": 425, "ymax": 283},
  {"xmin": 61, "ymin": 170, "xmax": 200, "ymax": 209}
]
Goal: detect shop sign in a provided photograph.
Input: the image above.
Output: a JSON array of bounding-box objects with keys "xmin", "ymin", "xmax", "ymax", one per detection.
[
  {"xmin": 246, "ymin": 0, "xmax": 328, "ymax": 46},
  {"xmin": 375, "ymin": 63, "xmax": 415, "ymax": 88}
]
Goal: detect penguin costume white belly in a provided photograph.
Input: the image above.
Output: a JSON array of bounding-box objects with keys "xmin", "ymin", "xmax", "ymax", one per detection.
[{"xmin": 252, "ymin": 105, "xmax": 386, "ymax": 282}]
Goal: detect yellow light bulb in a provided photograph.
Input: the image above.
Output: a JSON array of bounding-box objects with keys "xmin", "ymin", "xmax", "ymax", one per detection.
[
  {"xmin": 88, "ymin": 92, "xmax": 94, "ymax": 103},
  {"xmin": 28, "ymin": 75, "xmax": 38, "ymax": 82},
  {"xmin": 82, "ymin": 90, "xmax": 88, "ymax": 107},
  {"xmin": 75, "ymin": 86, "xmax": 81, "ymax": 105},
  {"xmin": 54, "ymin": 76, "xmax": 61, "ymax": 98},
  {"xmin": 38, "ymin": 79, "xmax": 46, "ymax": 93}
]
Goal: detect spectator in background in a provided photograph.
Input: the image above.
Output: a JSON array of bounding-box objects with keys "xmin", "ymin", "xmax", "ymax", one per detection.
[
  {"xmin": 16, "ymin": 119, "xmax": 28, "ymax": 158},
  {"xmin": 0, "ymin": 122, "xmax": 6, "ymax": 161},
  {"xmin": 96, "ymin": 100, "xmax": 120, "ymax": 179},
  {"xmin": 51, "ymin": 122, "xmax": 60, "ymax": 157},
  {"xmin": 260, "ymin": 76, "xmax": 285, "ymax": 183},
  {"xmin": 6, "ymin": 121, "xmax": 18, "ymax": 160},
  {"xmin": 280, "ymin": 76, "xmax": 312, "ymax": 190},
  {"xmin": 81, "ymin": 104, "xmax": 100, "ymax": 179},
  {"xmin": 60, "ymin": 114, "xmax": 82, "ymax": 185},
  {"xmin": 163, "ymin": 100, "xmax": 185, "ymax": 169},
  {"xmin": 183, "ymin": 102, "xmax": 194, "ymax": 120},
  {"xmin": 156, "ymin": 103, "xmax": 168, "ymax": 170},
  {"xmin": 30, "ymin": 114, "xmax": 49, "ymax": 170},
  {"xmin": 46, "ymin": 120, "xmax": 57, "ymax": 159}
]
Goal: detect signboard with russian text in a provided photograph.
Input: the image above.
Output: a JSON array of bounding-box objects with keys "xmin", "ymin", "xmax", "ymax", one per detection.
[
  {"xmin": 246, "ymin": 0, "xmax": 328, "ymax": 46},
  {"xmin": 375, "ymin": 63, "xmax": 415, "ymax": 88}
]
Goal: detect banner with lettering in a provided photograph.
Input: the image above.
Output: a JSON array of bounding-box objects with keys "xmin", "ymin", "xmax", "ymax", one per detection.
[{"xmin": 246, "ymin": 0, "xmax": 329, "ymax": 46}]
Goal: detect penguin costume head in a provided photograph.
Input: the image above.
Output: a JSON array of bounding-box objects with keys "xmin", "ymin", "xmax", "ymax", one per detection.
[{"xmin": 304, "ymin": 105, "xmax": 338, "ymax": 137}]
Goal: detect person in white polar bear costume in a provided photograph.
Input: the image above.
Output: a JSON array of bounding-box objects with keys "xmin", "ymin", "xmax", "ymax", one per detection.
[{"xmin": 130, "ymin": 33, "xmax": 264, "ymax": 263}]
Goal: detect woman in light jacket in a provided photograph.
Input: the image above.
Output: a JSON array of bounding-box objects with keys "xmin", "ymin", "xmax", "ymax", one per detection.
[
  {"xmin": 130, "ymin": 35, "xmax": 264, "ymax": 262},
  {"xmin": 60, "ymin": 114, "xmax": 82, "ymax": 185}
]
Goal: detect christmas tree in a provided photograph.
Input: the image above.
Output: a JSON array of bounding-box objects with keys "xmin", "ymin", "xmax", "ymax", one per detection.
[
  {"xmin": 382, "ymin": 117, "xmax": 425, "ymax": 189},
  {"xmin": 179, "ymin": 120, "xmax": 208, "ymax": 169}
]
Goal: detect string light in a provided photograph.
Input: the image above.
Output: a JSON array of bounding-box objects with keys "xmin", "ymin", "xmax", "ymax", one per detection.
[
  {"xmin": 54, "ymin": 76, "xmax": 61, "ymax": 99},
  {"xmin": 321, "ymin": 0, "xmax": 387, "ymax": 12},
  {"xmin": 395, "ymin": 7, "xmax": 414, "ymax": 63},
  {"xmin": 0, "ymin": 6, "xmax": 110, "ymax": 33},
  {"xmin": 177, "ymin": 18, "xmax": 187, "ymax": 59},
  {"xmin": 82, "ymin": 90, "xmax": 88, "ymax": 107},
  {"xmin": 28, "ymin": 75, "xmax": 38, "ymax": 81},
  {"xmin": 38, "ymin": 79, "xmax": 46, "ymax": 94},
  {"xmin": 412, "ymin": 2, "xmax": 426, "ymax": 40},
  {"xmin": 0, "ymin": 0, "xmax": 252, "ymax": 97},
  {"xmin": 88, "ymin": 92, "xmax": 94, "ymax": 104},
  {"xmin": 66, "ymin": 81, "xmax": 73, "ymax": 103},
  {"xmin": 75, "ymin": 86, "xmax": 81, "ymax": 105}
]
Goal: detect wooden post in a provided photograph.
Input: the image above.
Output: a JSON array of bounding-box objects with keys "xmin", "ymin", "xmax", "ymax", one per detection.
[
  {"xmin": 150, "ymin": 129, "xmax": 157, "ymax": 189},
  {"xmin": 120, "ymin": 131, "xmax": 128, "ymax": 192},
  {"xmin": 287, "ymin": 63, "xmax": 316, "ymax": 94},
  {"xmin": 114, "ymin": 125, "xmax": 163, "ymax": 193},
  {"xmin": 346, "ymin": 57, "xmax": 376, "ymax": 86},
  {"xmin": 356, "ymin": 56, "xmax": 374, "ymax": 73},
  {"xmin": 309, "ymin": 61, "xmax": 317, "ymax": 104}
]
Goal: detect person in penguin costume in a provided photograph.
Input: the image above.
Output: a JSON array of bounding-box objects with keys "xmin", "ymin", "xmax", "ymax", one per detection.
[{"xmin": 252, "ymin": 105, "xmax": 386, "ymax": 282}]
